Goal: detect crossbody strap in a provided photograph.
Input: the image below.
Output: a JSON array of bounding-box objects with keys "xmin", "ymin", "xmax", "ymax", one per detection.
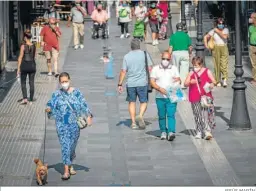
[
  {"xmin": 193, "ymin": 71, "xmax": 202, "ymax": 96},
  {"xmin": 144, "ymin": 51, "xmax": 150, "ymax": 81}
]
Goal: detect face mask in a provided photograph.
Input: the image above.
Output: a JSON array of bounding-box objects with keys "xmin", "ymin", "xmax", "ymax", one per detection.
[
  {"xmin": 151, "ymin": 4, "xmax": 156, "ymax": 8},
  {"xmin": 61, "ymin": 82, "xmax": 70, "ymax": 90},
  {"xmin": 249, "ymin": 18, "xmax": 253, "ymax": 23},
  {"xmin": 194, "ymin": 67, "xmax": 200, "ymax": 72},
  {"xmin": 161, "ymin": 60, "xmax": 170, "ymax": 68},
  {"xmin": 139, "ymin": 4, "xmax": 143, "ymax": 7},
  {"xmin": 217, "ymin": 24, "xmax": 224, "ymax": 29},
  {"xmin": 123, "ymin": 3, "xmax": 127, "ymax": 6}
]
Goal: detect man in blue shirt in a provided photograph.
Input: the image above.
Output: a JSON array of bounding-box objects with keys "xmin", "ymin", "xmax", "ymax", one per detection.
[{"xmin": 118, "ymin": 39, "xmax": 153, "ymax": 130}]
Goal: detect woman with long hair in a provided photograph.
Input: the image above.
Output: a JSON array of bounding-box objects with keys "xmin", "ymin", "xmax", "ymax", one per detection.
[{"xmin": 17, "ymin": 30, "xmax": 36, "ymax": 105}]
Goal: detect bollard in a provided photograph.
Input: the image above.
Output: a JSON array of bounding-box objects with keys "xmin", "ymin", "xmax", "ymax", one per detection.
[{"xmin": 103, "ymin": 51, "xmax": 115, "ymax": 79}]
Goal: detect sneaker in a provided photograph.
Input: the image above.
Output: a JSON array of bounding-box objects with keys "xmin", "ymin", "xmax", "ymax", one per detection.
[
  {"xmin": 155, "ymin": 39, "xmax": 159, "ymax": 45},
  {"xmin": 167, "ymin": 132, "xmax": 176, "ymax": 141},
  {"xmin": 80, "ymin": 44, "xmax": 84, "ymax": 49},
  {"xmin": 55, "ymin": 73, "xmax": 60, "ymax": 78},
  {"xmin": 130, "ymin": 123, "xmax": 139, "ymax": 130},
  {"xmin": 204, "ymin": 132, "xmax": 213, "ymax": 140},
  {"xmin": 217, "ymin": 83, "xmax": 222, "ymax": 87},
  {"xmin": 136, "ymin": 115, "xmax": 146, "ymax": 129},
  {"xmin": 223, "ymin": 79, "xmax": 227, "ymax": 87},
  {"xmin": 152, "ymin": 40, "xmax": 156, "ymax": 46},
  {"xmin": 74, "ymin": 45, "xmax": 79, "ymax": 50},
  {"xmin": 47, "ymin": 72, "xmax": 53, "ymax": 76},
  {"xmin": 120, "ymin": 34, "xmax": 125, "ymax": 39},
  {"xmin": 195, "ymin": 132, "xmax": 202, "ymax": 139},
  {"xmin": 126, "ymin": 33, "xmax": 130, "ymax": 38},
  {"xmin": 160, "ymin": 132, "xmax": 167, "ymax": 140}
]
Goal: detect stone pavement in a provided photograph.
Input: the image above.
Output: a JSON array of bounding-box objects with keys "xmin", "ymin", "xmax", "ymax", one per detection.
[{"xmin": 0, "ymin": 5, "xmax": 256, "ymax": 187}]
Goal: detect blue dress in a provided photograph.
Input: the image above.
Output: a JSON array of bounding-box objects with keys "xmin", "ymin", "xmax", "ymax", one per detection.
[{"xmin": 47, "ymin": 88, "xmax": 92, "ymax": 165}]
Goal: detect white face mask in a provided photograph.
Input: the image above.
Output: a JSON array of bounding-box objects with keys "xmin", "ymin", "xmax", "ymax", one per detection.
[
  {"xmin": 194, "ymin": 67, "xmax": 201, "ymax": 72},
  {"xmin": 161, "ymin": 60, "xmax": 170, "ymax": 68},
  {"xmin": 61, "ymin": 82, "xmax": 70, "ymax": 90}
]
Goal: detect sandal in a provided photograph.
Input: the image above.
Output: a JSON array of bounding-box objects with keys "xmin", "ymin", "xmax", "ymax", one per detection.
[
  {"xmin": 69, "ymin": 166, "xmax": 76, "ymax": 175},
  {"xmin": 61, "ymin": 173, "xmax": 70, "ymax": 180},
  {"xmin": 20, "ymin": 99, "xmax": 28, "ymax": 105}
]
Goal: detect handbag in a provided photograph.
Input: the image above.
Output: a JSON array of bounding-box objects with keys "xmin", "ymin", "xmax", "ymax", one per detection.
[
  {"xmin": 60, "ymin": 91, "xmax": 88, "ymax": 129},
  {"xmin": 194, "ymin": 72, "xmax": 212, "ymax": 108},
  {"xmin": 208, "ymin": 32, "xmax": 215, "ymax": 50},
  {"xmin": 144, "ymin": 51, "xmax": 153, "ymax": 93}
]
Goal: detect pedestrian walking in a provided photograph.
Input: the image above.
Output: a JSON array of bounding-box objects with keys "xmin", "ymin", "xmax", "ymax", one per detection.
[
  {"xmin": 150, "ymin": 51, "xmax": 181, "ymax": 141},
  {"xmin": 169, "ymin": 23, "xmax": 192, "ymax": 88},
  {"xmin": 17, "ymin": 30, "xmax": 37, "ymax": 105},
  {"xmin": 118, "ymin": 39, "xmax": 153, "ymax": 129},
  {"xmin": 147, "ymin": 1, "xmax": 162, "ymax": 46},
  {"xmin": 248, "ymin": 13, "xmax": 256, "ymax": 85},
  {"xmin": 157, "ymin": 0, "xmax": 168, "ymax": 40},
  {"xmin": 204, "ymin": 18, "xmax": 229, "ymax": 87},
  {"xmin": 40, "ymin": 17, "xmax": 61, "ymax": 77},
  {"xmin": 134, "ymin": 1, "xmax": 148, "ymax": 40},
  {"xmin": 117, "ymin": 0, "xmax": 132, "ymax": 38},
  {"xmin": 67, "ymin": 0, "xmax": 87, "ymax": 50},
  {"xmin": 45, "ymin": 72, "xmax": 93, "ymax": 180},
  {"xmin": 43, "ymin": 1, "xmax": 61, "ymax": 25},
  {"xmin": 184, "ymin": 56, "xmax": 216, "ymax": 140}
]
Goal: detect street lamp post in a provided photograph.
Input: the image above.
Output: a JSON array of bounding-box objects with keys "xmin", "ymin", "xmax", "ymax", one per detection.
[
  {"xmin": 167, "ymin": 1, "xmax": 173, "ymax": 38},
  {"xmin": 181, "ymin": 0, "xmax": 187, "ymax": 32},
  {"xmin": 195, "ymin": 1, "xmax": 205, "ymax": 63},
  {"xmin": 229, "ymin": 1, "xmax": 251, "ymax": 130}
]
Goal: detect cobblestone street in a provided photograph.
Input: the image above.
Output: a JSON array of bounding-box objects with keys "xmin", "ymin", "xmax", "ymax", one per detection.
[{"xmin": 0, "ymin": 4, "xmax": 256, "ymax": 187}]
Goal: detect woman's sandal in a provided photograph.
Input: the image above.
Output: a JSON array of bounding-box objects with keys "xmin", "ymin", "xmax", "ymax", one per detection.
[
  {"xmin": 61, "ymin": 173, "xmax": 70, "ymax": 180},
  {"xmin": 69, "ymin": 166, "xmax": 77, "ymax": 175},
  {"xmin": 20, "ymin": 100, "xmax": 28, "ymax": 105}
]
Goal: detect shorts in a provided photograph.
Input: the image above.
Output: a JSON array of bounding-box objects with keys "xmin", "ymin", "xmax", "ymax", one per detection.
[
  {"xmin": 45, "ymin": 48, "xmax": 59, "ymax": 60},
  {"xmin": 126, "ymin": 86, "xmax": 148, "ymax": 103},
  {"xmin": 149, "ymin": 22, "xmax": 159, "ymax": 33}
]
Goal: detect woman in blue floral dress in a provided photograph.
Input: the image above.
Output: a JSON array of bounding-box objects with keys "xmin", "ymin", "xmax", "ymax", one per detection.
[{"xmin": 45, "ymin": 72, "xmax": 93, "ymax": 180}]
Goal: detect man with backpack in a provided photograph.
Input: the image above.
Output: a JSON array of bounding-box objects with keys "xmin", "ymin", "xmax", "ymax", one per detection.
[{"xmin": 67, "ymin": 0, "xmax": 87, "ymax": 50}]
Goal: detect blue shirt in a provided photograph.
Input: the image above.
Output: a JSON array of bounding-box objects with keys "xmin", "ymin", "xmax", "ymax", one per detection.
[{"xmin": 122, "ymin": 50, "xmax": 153, "ymax": 87}]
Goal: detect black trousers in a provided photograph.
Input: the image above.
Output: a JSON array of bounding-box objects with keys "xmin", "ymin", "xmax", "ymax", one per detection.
[
  {"xmin": 93, "ymin": 22, "xmax": 106, "ymax": 37},
  {"xmin": 20, "ymin": 72, "xmax": 36, "ymax": 101},
  {"xmin": 120, "ymin": 22, "xmax": 129, "ymax": 34}
]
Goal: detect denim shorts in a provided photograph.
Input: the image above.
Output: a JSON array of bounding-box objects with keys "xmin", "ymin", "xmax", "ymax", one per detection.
[{"xmin": 126, "ymin": 86, "xmax": 148, "ymax": 103}]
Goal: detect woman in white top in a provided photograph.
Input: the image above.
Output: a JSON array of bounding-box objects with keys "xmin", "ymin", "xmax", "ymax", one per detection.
[
  {"xmin": 204, "ymin": 18, "xmax": 229, "ymax": 88},
  {"xmin": 134, "ymin": 1, "xmax": 148, "ymax": 40}
]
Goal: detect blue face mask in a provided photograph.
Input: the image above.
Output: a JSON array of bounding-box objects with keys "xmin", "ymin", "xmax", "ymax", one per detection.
[
  {"xmin": 217, "ymin": 24, "xmax": 224, "ymax": 29},
  {"xmin": 123, "ymin": 3, "xmax": 127, "ymax": 7}
]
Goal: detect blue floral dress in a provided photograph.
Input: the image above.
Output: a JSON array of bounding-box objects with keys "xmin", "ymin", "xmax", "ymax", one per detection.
[{"xmin": 47, "ymin": 88, "xmax": 92, "ymax": 165}]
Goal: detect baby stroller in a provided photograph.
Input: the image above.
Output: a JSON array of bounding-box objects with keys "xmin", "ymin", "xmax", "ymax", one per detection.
[
  {"xmin": 91, "ymin": 21, "xmax": 109, "ymax": 39},
  {"xmin": 133, "ymin": 20, "xmax": 144, "ymax": 41}
]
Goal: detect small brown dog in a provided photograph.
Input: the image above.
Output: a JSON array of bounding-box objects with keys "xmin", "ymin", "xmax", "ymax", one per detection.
[{"xmin": 34, "ymin": 158, "xmax": 48, "ymax": 186}]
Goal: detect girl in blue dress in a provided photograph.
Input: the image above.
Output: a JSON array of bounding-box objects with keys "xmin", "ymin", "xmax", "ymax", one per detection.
[{"xmin": 46, "ymin": 72, "xmax": 93, "ymax": 180}]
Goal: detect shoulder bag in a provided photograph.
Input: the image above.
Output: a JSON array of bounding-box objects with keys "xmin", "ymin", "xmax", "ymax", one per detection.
[
  {"xmin": 60, "ymin": 91, "xmax": 88, "ymax": 129},
  {"xmin": 194, "ymin": 71, "xmax": 211, "ymax": 108},
  {"xmin": 144, "ymin": 51, "xmax": 152, "ymax": 93},
  {"xmin": 208, "ymin": 31, "xmax": 215, "ymax": 50}
]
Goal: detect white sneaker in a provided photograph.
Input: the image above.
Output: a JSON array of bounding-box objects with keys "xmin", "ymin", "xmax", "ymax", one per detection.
[
  {"xmin": 155, "ymin": 39, "xmax": 159, "ymax": 45},
  {"xmin": 152, "ymin": 40, "xmax": 156, "ymax": 46},
  {"xmin": 126, "ymin": 33, "xmax": 130, "ymax": 38},
  {"xmin": 195, "ymin": 132, "xmax": 202, "ymax": 139},
  {"xmin": 47, "ymin": 72, "xmax": 53, "ymax": 76},
  {"xmin": 217, "ymin": 83, "xmax": 222, "ymax": 87},
  {"xmin": 74, "ymin": 45, "xmax": 79, "ymax": 50},
  {"xmin": 223, "ymin": 79, "xmax": 227, "ymax": 87},
  {"xmin": 167, "ymin": 132, "xmax": 176, "ymax": 141},
  {"xmin": 204, "ymin": 132, "xmax": 213, "ymax": 140},
  {"xmin": 120, "ymin": 34, "xmax": 125, "ymax": 39},
  {"xmin": 80, "ymin": 44, "xmax": 84, "ymax": 49},
  {"xmin": 160, "ymin": 132, "xmax": 167, "ymax": 140}
]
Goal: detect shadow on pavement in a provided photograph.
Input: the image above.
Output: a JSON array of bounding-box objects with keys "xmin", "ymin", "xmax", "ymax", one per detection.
[
  {"xmin": 145, "ymin": 130, "xmax": 161, "ymax": 138},
  {"xmin": 48, "ymin": 163, "xmax": 90, "ymax": 175},
  {"xmin": 116, "ymin": 119, "xmax": 152, "ymax": 128},
  {"xmin": 179, "ymin": 129, "xmax": 196, "ymax": 136},
  {"xmin": 215, "ymin": 106, "xmax": 230, "ymax": 125}
]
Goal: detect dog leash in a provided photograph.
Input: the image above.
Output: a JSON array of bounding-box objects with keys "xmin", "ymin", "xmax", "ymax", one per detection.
[{"xmin": 43, "ymin": 111, "xmax": 47, "ymax": 164}]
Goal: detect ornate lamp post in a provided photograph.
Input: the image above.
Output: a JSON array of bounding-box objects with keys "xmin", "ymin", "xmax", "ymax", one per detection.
[
  {"xmin": 181, "ymin": 0, "xmax": 187, "ymax": 32},
  {"xmin": 229, "ymin": 1, "xmax": 251, "ymax": 130},
  {"xmin": 195, "ymin": 1, "xmax": 205, "ymax": 63}
]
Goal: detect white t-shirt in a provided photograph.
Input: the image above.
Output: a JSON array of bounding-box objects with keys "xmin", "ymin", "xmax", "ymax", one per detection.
[
  {"xmin": 135, "ymin": 6, "xmax": 148, "ymax": 22},
  {"xmin": 150, "ymin": 64, "xmax": 180, "ymax": 99},
  {"xmin": 208, "ymin": 28, "xmax": 229, "ymax": 45}
]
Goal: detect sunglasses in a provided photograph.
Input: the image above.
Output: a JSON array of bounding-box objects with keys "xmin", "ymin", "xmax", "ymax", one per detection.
[{"xmin": 162, "ymin": 58, "xmax": 170, "ymax": 61}]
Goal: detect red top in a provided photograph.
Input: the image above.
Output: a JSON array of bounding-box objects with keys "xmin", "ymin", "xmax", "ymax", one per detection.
[
  {"xmin": 188, "ymin": 68, "xmax": 213, "ymax": 103},
  {"xmin": 148, "ymin": 8, "xmax": 158, "ymax": 24},
  {"xmin": 157, "ymin": 1, "xmax": 168, "ymax": 19},
  {"xmin": 40, "ymin": 25, "xmax": 61, "ymax": 51}
]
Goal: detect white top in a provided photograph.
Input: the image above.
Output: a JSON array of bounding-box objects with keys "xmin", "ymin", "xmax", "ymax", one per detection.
[
  {"xmin": 208, "ymin": 28, "xmax": 229, "ymax": 45},
  {"xmin": 150, "ymin": 64, "xmax": 180, "ymax": 99},
  {"xmin": 134, "ymin": 6, "xmax": 148, "ymax": 22}
]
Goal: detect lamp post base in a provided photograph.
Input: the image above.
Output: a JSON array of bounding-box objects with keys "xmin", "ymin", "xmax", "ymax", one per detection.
[{"xmin": 229, "ymin": 88, "xmax": 251, "ymax": 130}]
